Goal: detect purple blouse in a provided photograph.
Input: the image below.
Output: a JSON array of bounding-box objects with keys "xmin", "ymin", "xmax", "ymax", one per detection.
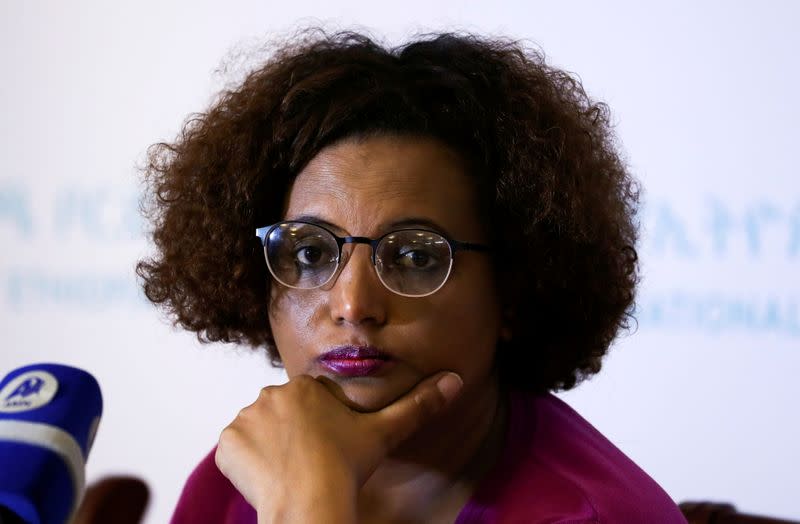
[{"xmin": 171, "ymin": 392, "xmax": 687, "ymax": 523}]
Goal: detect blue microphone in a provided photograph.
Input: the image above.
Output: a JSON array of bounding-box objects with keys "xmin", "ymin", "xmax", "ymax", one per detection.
[{"xmin": 0, "ymin": 364, "xmax": 102, "ymax": 524}]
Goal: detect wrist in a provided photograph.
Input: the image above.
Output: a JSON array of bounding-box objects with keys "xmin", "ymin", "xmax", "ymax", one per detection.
[
  {"xmin": 258, "ymin": 498, "xmax": 357, "ymax": 524},
  {"xmin": 256, "ymin": 479, "xmax": 357, "ymax": 524}
]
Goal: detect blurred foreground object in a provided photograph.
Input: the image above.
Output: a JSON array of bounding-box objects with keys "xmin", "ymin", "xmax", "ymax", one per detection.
[
  {"xmin": 72, "ymin": 476, "xmax": 149, "ymax": 524},
  {"xmin": 0, "ymin": 364, "xmax": 102, "ymax": 524}
]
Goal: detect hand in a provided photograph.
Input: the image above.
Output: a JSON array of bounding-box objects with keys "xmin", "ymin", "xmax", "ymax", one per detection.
[{"xmin": 214, "ymin": 371, "xmax": 464, "ymax": 524}]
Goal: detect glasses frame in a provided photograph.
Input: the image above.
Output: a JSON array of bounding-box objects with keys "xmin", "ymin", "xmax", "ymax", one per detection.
[{"xmin": 255, "ymin": 220, "xmax": 491, "ymax": 298}]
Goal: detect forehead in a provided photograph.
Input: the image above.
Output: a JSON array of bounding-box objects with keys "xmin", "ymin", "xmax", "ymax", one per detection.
[{"xmin": 284, "ymin": 135, "xmax": 483, "ymax": 237}]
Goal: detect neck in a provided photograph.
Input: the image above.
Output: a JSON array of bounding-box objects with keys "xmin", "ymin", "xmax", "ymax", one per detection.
[{"xmin": 359, "ymin": 375, "xmax": 507, "ymax": 523}]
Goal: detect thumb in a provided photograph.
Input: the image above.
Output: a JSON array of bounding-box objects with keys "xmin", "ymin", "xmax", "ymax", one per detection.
[{"xmin": 366, "ymin": 371, "xmax": 463, "ymax": 452}]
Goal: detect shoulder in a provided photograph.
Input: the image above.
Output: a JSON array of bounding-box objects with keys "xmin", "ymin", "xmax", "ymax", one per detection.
[
  {"xmin": 463, "ymin": 392, "xmax": 687, "ymax": 524},
  {"xmin": 170, "ymin": 446, "xmax": 256, "ymax": 524}
]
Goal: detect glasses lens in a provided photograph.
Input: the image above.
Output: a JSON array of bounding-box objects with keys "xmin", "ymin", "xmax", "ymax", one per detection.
[
  {"xmin": 375, "ymin": 230, "xmax": 453, "ymax": 296},
  {"xmin": 265, "ymin": 222, "xmax": 339, "ymax": 288}
]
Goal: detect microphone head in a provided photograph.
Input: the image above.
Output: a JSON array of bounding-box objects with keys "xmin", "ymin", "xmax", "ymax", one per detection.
[{"xmin": 0, "ymin": 363, "xmax": 103, "ymax": 524}]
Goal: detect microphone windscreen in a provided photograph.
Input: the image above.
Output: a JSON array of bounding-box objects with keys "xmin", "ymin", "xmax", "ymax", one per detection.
[{"xmin": 0, "ymin": 364, "xmax": 102, "ymax": 524}]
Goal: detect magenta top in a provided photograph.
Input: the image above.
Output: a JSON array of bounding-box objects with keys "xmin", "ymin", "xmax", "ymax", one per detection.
[{"xmin": 171, "ymin": 392, "xmax": 687, "ymax": 523}]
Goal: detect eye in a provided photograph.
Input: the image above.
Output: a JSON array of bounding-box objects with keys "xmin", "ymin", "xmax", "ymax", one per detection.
[
  {"xmin": 396, "ymin": 248, "xmax": 438, "ymax": 269},
  {"xmin": 294, "ymin": 245, "xmax": 324, "ymax": 266}
]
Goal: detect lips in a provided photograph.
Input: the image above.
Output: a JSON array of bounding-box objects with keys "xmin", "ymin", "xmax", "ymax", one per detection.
[{"xmin": 318, "ymin": 345, "xmax": 394, "ymax": 377}]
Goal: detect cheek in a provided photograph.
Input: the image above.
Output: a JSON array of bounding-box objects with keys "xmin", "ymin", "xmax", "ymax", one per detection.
[
  {"xmin": 268, "ymin": 290, "xmax": 319, "ymax": 374},
  {"xmin": 416, "ymin": 284, "xmax": 501, "ymax": 377}
]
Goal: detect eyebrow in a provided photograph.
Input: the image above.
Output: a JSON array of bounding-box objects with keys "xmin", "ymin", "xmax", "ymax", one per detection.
[
  {"xmin": 287, "ymin": 214, "xmax": 454, "ymax": 238},
  {"xmin": 387, "ymin": 217, "xmax": 453, "ymax": 236}
]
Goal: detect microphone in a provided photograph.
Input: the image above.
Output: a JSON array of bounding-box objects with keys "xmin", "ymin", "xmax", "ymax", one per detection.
[{"xmin": 0, "ymin": 364, "xmax": 102, "ymax": 524}]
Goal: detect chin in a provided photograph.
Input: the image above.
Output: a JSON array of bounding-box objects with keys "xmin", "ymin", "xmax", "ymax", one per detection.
[{"xmin": 330, "ymin": 379, "xmax": 407, "ymax": 413}]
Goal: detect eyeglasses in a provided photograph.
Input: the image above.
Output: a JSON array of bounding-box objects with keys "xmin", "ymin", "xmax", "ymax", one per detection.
[{"xmin": 255, "ymin": 221, "xmax": 491, "ymax": 297}]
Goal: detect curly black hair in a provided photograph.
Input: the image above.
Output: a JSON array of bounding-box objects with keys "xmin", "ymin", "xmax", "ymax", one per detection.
[{"xmin": 137, "ymin": 29, "xmax": 639, "ymax": 393}]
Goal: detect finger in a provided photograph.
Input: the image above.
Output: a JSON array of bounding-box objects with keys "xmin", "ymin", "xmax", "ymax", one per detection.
[
  {"xmin": 313, "ymin": 374, "xmax": 355, "ymax": 409},
  {"xmin": 366, "ymin": 371, "xmax": 463, "ymax": 451}
]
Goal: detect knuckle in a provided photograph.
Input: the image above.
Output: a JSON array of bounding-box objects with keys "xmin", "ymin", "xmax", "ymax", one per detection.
[
  {"xmin": 236, "ymin": 401, "xmax": 257, "ymax": 420},
  {"xmin": 257, "ymin": 385, "xmax": 276, "ymax": 400},
  {"xmin": 217, "ymin": 425, "xmax": 239, "ymax": 452}
]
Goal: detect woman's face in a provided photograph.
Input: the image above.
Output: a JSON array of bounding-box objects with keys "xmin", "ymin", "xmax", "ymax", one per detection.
[{"xmin": 269, "ymin": 134, "xmax": 504, "ymax": 412}]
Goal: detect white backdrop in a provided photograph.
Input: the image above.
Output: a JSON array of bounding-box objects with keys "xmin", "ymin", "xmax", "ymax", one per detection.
[{"xmin": 2, "ymin": 1, "xmax": 798, "ymax": 522}]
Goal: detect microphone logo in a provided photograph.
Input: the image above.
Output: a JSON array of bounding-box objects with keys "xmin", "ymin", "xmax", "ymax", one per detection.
[
  {"xmin": 5, "ymin": 377, "xmax": 45, "ymax": 400},
  {"xmin": 0, "ymin": 370, "xmax": 59, "ymax": 413}
]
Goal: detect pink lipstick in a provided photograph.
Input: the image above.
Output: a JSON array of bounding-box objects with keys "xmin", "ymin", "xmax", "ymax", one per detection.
[{"xmin": 318, "ymin": 345, "xmax": 393, "ymax": 377}]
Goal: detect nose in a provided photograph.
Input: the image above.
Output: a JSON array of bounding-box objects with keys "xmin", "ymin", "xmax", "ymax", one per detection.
[{"xmin": 327, "ymin": 244, "xmax": 388, "ymax": 327}]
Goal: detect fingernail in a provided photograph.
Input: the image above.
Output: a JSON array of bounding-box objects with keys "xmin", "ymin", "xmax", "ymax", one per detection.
[{"xmin": 436, "ymin": 373, "xmax": 463, "ymax": 403}]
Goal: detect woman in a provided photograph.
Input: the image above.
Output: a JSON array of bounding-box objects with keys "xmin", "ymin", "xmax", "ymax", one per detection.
[{"xmin": 138, "ymin": 30, "xmax": 687, "ymax": 523}]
